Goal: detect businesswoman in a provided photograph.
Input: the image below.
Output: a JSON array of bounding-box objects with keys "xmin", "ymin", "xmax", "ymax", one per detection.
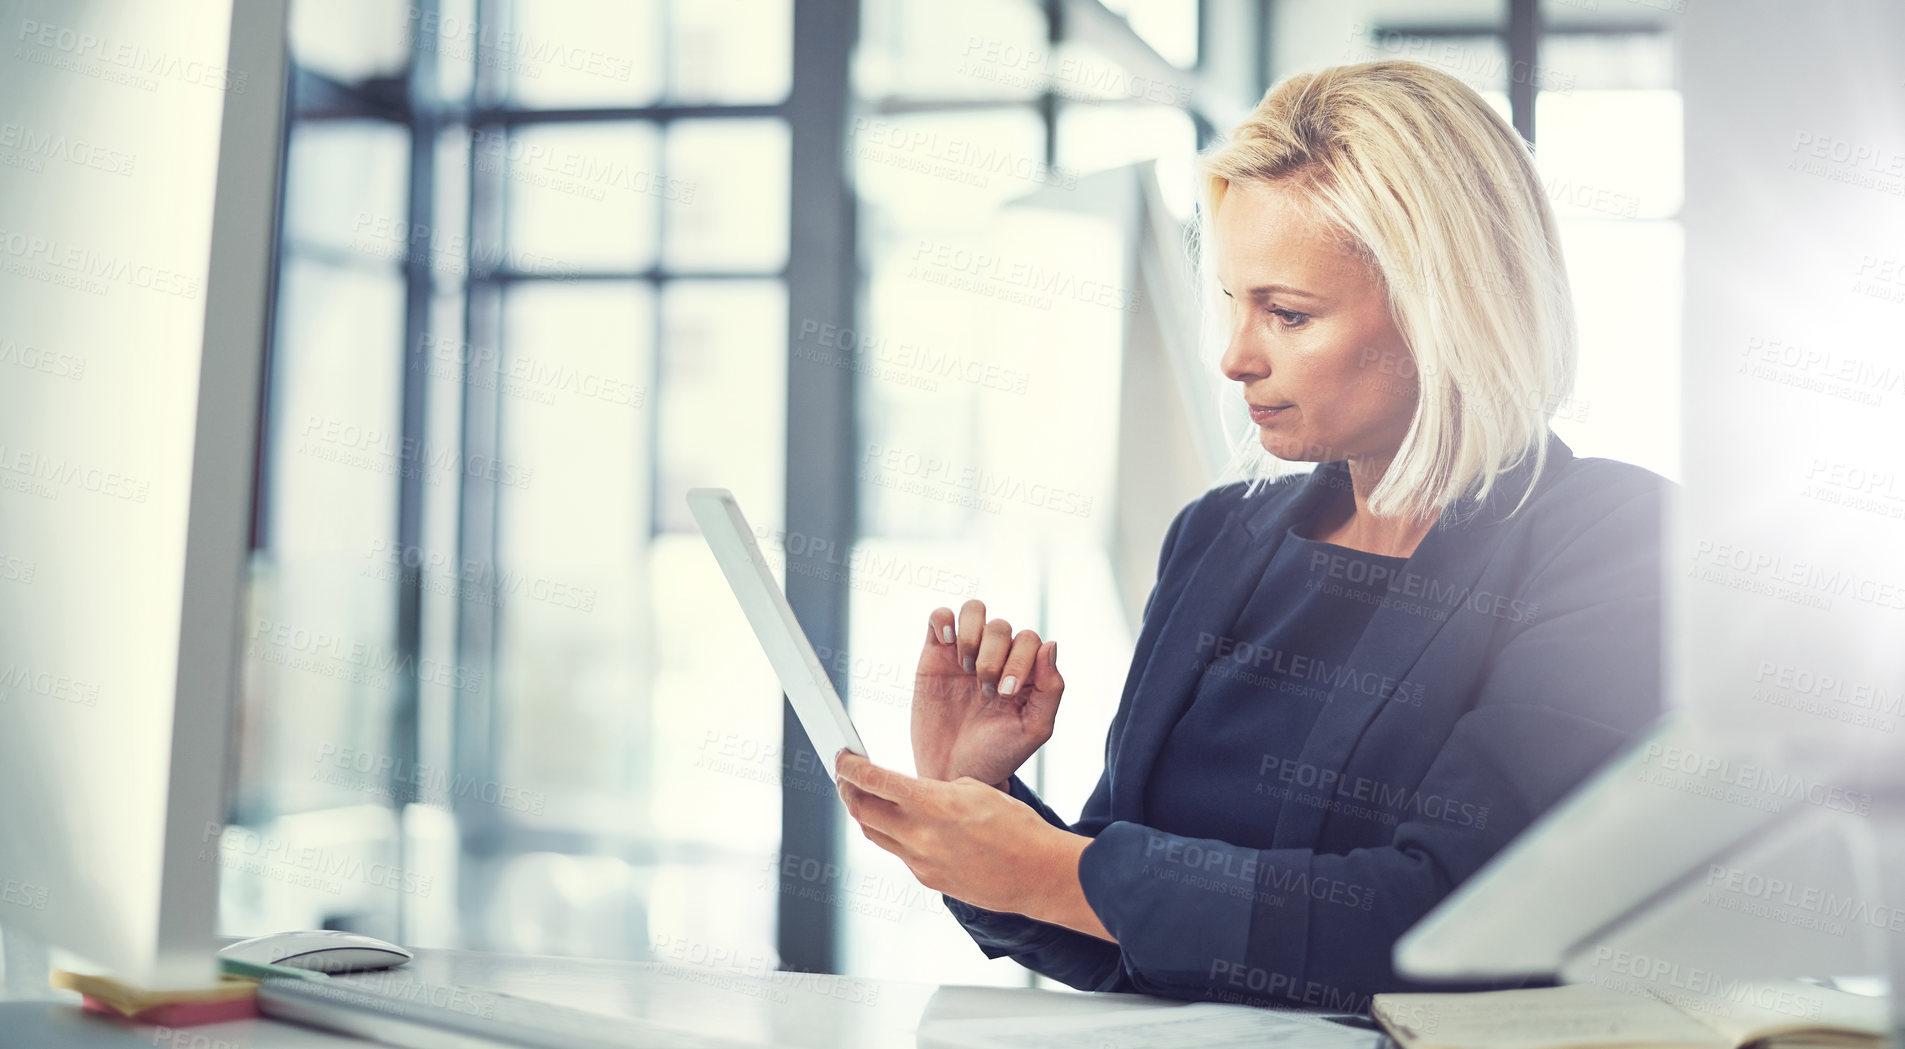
[{"xmin": 834, "ymin": 59, "xmax": 1669, "ymax": 1009}]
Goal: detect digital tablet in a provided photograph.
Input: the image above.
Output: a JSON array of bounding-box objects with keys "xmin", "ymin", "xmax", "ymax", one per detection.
[{"xmin": 685, "ymin": 487, "xmax": 868, "ymax": 782}]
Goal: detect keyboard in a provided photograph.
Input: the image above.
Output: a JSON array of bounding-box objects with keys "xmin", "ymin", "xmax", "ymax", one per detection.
[{"xmin": 257, "ymin": 974, "xmax": 770, "ymax": 1049}]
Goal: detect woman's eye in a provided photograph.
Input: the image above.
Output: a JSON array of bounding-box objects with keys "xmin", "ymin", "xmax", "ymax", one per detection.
[{"xmin": 1268, "ymin": 307, "xmax": 1308, "ymax": 327}]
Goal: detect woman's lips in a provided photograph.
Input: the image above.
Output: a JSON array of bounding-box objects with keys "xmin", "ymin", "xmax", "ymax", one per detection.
[{"xmin": 1249, "ymin": 404, "xmax": 1292, "ymax": 424}]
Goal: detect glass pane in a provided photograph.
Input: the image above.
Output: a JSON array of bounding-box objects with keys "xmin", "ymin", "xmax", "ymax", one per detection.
[
  {"xmin": 1054, "ymin": 103, "xmax": 1196, "ymax": 182},
  {"xmin": 644, "ymin": 858, "xmax": 777, "ymax": 975},
  {"xmin": 266, "ymin": 259, "xmax": 405, "ymax": 558},
  {"xmin": 255, "ymin": 259, "xmax": 406, "ymax": 801},
  {"xmin": 500, "ymin": 122, "xmax": 661, "ymax": 273},
  {"xmin": 213, "ymin": 800, "xmax": 406, "ymax": 938},
  {"xmin": 289, "ymin": 0, "xmax": 410, "ymax": 83},
  {"xmin": 662, "ymin": 120, "xmax": 790, "ymax": 272},
  {"xmin": 492, "ymin": 281, "xmax": 653, "ymax": 826},
  {"xmin": 855, "ymin": 0, "xmax": 1046, "ymax": 100},
  {"xmin": 648, "ymin": 532, "xmax": 783, "ymax": 846},
  {"xmin": 645, "ymin": 531, "xmax": 783, "ymax": 966},
  {"xmin": 282, "ymin": 121, "xmax": 410, "ymax": 261},
  {"xmin": 1550, "ymin": 220, "xmax": 1682, "ymax": 480},
  {"xmin": 1535, "ymin": 90, "xmax": 1682, "ymax": 220},
  {"xmin": 431, "ymin": 0, "xmax": 477, "ymax": 102},
  {"xmin": 654, "ymin": 281, "xmax": 786, "ymax": 534},
  {"xmin": 227, "ymin": 256, "xmax": 408, "ymax": 937},
  {"xmin": 507, "ymin": 0, "xmax": 662, "ymax": 108},
  {"xmin": 1544, "ymin": 0, "xmax": 1686, "ymax": 28},
  {"xmin": 857, "ymin": 217, "xmax": 1123, "ymax": 537},
  {"xmin": 668, "ymin": 0, "xmax": 793, "ymax": 104},
  {"xmin": 1021, "ymin": 39, "xmax": 1196, "ymax": 107},
  {"xmin": 851, "ymin": 108, "xmax": 1052, "ymax": 218},
  {"xmin": 1100, "ymin": 0, "xmax": 1199, "ymax": 68},
  {"xmin": 1540, "ymin": 31, "xmax": 1675, "ymax": 91},
  {"xmin": 1535, "ymin": 34, "xmax": 1683, "ymax": 474}
]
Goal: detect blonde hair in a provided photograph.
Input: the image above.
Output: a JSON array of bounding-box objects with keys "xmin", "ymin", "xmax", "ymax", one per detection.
[{"xmin": 1197, "ymin": 59, "xmax": 1575, "ymax": 522}]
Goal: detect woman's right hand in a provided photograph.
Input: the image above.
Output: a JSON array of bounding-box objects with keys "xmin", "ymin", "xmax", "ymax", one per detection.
[{"xmin": 911, "ymin": 599, "xmax": 1065, "ymax": 790}]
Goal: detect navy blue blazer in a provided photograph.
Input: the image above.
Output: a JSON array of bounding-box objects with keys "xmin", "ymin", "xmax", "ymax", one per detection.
[{"xmin": 943, "ymin": 431, "xmax": 1671, "ymax": 1010}]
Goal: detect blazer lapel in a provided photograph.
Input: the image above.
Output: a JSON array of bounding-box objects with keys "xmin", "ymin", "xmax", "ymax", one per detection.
[
  {"xmin": 1270, "ymin": 432, "xmax": 1576, "ymax": 848},
  {"xmin": 1108, "ymin": 464, "xmax": 1343, "ymax": 823}
]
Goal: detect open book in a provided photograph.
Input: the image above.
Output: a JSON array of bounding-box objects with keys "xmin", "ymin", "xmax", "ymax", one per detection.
[{"xmin": 1372, "ymin": 981, "xmax": 1889, "ymax": 1049}]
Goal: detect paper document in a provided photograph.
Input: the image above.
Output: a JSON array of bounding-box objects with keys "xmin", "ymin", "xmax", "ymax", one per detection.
[{"xmin": 918, "ymin": 1001, "xmax": 1386, "ymax": 1049}]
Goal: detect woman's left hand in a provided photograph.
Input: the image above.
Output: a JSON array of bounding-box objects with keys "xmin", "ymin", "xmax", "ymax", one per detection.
[{"xmin": 834, "ymin": 750, "xmax": 1083, "ymax": 917}]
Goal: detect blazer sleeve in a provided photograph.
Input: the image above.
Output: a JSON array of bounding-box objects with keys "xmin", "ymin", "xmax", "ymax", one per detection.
[
  {"xmin": 937, "ymin": 493, "xmax": 1203, "ymax": 991},
  {"xmin": 956, "ymin": 479, "xmax": 1666, "ymax": 1006}
]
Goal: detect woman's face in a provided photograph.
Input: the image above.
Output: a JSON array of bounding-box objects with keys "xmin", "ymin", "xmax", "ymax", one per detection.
[{"xmin": 1214, "ymin": 179, "xmax": 1419, "ymax": 465}]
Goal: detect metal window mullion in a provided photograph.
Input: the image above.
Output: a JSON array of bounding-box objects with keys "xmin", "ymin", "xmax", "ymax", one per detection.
[
  {"xmin": 778, "ymin": 0, "xmax": 859, "ymax": 976},
  {"xmin": 1507, "ymin": 0, "xmax": 1540, "ymax": 144},
  {"xmin": 1042, "ymin": 0, "xmax": 1063, "ymax": 166},
  {"xmin": 450, "ymin": 0, "xmax": 510, "ymax": 948},
  {"xmin": 386, "ymin": 0, "xmax": 446, "ymax": 945},
  {"xmin": 1253, "ymin": 0, "xmax": 1271, "ymax": 101},
  {"xmin": 473, "ymin": 102, "xmax": 787, "ymax": 125},
  {"xmin": 476, "ymin": 267, "xmax": 785, "ymax": 283}
]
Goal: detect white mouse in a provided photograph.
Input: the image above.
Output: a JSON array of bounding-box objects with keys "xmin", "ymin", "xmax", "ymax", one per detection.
[{"xmin": 218, "ymin": 930, "xmax": 414, "ymax": 973}]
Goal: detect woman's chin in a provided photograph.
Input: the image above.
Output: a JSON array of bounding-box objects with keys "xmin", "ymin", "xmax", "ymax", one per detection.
[{"xmin": 1260, "ymin": 431, "xmax": 1326, "ymax": 463}]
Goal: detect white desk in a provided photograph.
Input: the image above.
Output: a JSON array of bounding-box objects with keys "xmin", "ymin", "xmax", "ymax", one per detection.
[{"xmin": 1, "ymin": 946, "xmax": 1197, "ymax": 1047}]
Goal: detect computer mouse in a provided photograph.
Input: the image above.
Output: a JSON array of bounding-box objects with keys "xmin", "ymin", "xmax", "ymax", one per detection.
[{"xmin": 218, "ymin": 930, "xmax": 414, "ymax": 973}]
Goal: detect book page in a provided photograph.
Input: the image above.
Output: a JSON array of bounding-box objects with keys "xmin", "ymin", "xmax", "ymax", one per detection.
[
  {"xmin": 1647, "ymin": 980, "xmax": 1888, "ymax": 1047},
  {"xmin": 1373, "ymin": 985, "xmax": 1735, "ymax": 1049}
]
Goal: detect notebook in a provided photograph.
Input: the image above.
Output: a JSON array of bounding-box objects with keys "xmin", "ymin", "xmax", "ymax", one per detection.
[{"xmin": 1372, "ymin": 981, "xmax": 1889, "ymax": 1049}]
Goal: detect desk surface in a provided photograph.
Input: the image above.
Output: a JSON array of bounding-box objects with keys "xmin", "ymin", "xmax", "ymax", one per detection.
[{"xmin": 4, "ymin": 946, "xmax": 1194, "ymax": 1047}]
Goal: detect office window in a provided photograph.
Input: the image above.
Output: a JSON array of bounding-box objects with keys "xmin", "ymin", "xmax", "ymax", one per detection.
[
  {"xmin": 232, "ymin": 0, "xmax": 793, "ymax": 968},
  {"xmin": 1533, "ymin": 25, "xmax": 1683, "ymax": 479}
]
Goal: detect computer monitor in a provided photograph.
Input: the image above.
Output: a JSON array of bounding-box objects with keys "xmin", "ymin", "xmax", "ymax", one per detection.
[{"xmin": 0, "ymin": 0, "xmax": 289, "ymax": 989}]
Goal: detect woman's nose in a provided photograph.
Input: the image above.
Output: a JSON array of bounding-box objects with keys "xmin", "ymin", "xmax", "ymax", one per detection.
[{"xmin": 1219, "ymin": 326, "xmax": 1266, "ymax": 384}]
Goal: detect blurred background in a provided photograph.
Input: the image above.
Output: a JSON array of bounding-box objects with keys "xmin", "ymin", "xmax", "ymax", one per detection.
[{"xmin": 225, "ymin": 0, "xmax": 1686, "ymax": 989}]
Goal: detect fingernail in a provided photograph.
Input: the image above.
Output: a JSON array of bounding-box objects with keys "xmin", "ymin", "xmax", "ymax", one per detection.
[
  {"xmin": 940, "ymin": 625, "xmax": 954, "ymax": 644},
  {"xmin": 999, "ymin": 675, "xmax": 1017, "ymax": 696},
  {"xmin": 962, "ymin": 655, "xmax": 974, "ymax": 673}
]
